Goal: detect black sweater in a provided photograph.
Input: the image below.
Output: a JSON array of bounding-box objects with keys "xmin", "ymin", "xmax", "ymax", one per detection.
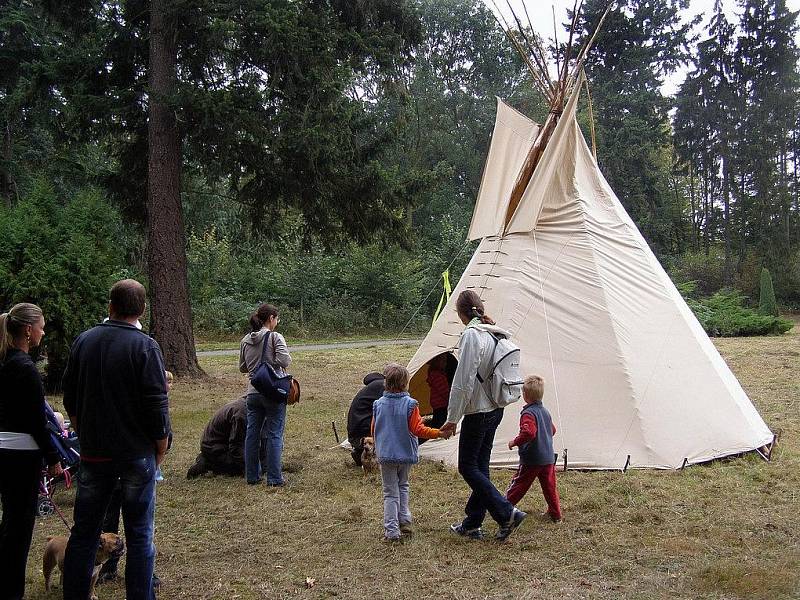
[
  {"xmin": 63, "ymin": 320, "xmax": 170, "ymax": 460},
  {"xmin": 0, "ymin": 348, "xmax": 60, "ymax": 464},
  {"xmin": 347, "ymin": 372, "xmax": 385, "ymax": 441}
]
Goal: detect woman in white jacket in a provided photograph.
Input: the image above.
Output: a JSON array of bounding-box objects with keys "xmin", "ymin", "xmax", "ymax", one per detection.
[{"xmin": 442, "ymin": 290, "xmax": 526, "ymax": 541}]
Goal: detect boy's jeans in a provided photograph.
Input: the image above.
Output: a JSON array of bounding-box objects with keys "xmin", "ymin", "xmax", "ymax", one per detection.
[
  {"xmin": 458, "ymin": 408, "xmax": 514, "ymax": 529},
  {"xmin": 380, "ymin": 462, "xmax": 412, "ymax": 539},
  {"xmin": 245, "ymin": 392, "xmax": 286, "ymax": 485},
  {"xmin": 63, "ymin": 455, "xmax": 157, "ymax": 600}
]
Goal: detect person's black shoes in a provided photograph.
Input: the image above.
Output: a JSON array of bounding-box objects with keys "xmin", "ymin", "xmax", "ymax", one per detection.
[
  {"xmin": 449, "ymin": 522, "xmax": 485, "ymax": 540},
  {"xmin": 495, "ymin": 508, "xmax": 527, "ymax": 541}
]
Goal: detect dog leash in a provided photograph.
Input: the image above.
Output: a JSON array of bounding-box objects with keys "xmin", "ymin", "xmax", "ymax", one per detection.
[{"xmin": 51, "ymin": 497, "xmax": 72, "ymax": 531}]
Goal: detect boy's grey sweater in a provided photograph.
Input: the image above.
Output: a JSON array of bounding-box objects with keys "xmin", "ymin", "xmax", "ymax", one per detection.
[{"xmin": 239, "ymin": 328, "xmax": 292, "ymax": 396}]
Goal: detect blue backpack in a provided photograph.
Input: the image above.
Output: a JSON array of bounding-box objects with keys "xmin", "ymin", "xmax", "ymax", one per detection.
[{"xmin": 250, "ymin": 331, "xmax": 292, "ymax": 403}]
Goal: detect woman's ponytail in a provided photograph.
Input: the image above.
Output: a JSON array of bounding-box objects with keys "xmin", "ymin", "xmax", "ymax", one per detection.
[
  {"xmin": 455, "ymin": 290, "xmax": 496, "ymax": 326},
  {"xmin": 0, "ymin": 312, "xmax": 10, "ymax": 362}
]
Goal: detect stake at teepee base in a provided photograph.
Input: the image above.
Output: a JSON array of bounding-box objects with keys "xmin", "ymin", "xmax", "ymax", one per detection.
[{"xmin": 406, "ymin": 1, "xmax": 773, "ymax": 471}]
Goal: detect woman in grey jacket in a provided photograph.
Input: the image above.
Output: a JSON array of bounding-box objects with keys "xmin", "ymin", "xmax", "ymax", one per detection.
[
  {"xmin": 239, "ymin": 303, "xmax": 292, "ymax": 486},
  {"xmin": 441, "ymin": 290, "xmax": 526, "ymax": 541}
]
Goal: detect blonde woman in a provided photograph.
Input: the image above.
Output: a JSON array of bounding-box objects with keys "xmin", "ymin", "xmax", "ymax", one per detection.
[{"xmin": 0, "ymin": 303, "xmax": 62, "ymax": 600}]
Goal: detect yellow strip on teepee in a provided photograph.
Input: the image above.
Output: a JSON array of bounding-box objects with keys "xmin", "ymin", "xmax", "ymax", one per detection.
[{"xmin": 431, "ymin": 269, "xmax": 452, "ymax": 326}]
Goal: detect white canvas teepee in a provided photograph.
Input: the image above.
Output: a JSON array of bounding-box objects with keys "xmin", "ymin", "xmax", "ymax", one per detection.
[{"xmin": 408, "ymin": 79, "xmax": 773, "ymax": 470}]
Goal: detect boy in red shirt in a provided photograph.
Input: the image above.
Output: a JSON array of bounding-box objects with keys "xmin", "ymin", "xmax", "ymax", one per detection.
[{"xmin": 505, "ymin": 375, "xmax": 562, "ymax": 522}]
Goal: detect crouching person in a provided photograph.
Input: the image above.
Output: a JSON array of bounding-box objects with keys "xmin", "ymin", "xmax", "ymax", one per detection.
[
  {"xmin": 347, "ymin": 372, "xmax": 384, "ymax": 466},
  {"xmin": 186, "ymin": 396, "xmax": 266, "ymax": 478}
]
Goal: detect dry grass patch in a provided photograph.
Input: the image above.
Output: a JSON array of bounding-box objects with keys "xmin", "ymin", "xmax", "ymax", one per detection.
[{"xmin": 21, "ymin": 331, "xmax": 800, "ymax": 599}]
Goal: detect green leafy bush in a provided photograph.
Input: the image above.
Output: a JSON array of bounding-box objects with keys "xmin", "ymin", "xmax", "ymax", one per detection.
[
  {"xmin": 681, "ymin": 287, "xmax": 793, "ymax": 337},
  {"xmin": 0, "ymin": 179, "xmax": 126, "ymax": 389},
  {"xmin": 186, "ymin": 228, "xmax": 432, "ymax": 337}
]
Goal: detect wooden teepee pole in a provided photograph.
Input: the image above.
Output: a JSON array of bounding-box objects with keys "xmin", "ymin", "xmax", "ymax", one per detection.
[
  {"xmin": 502, "ymin": 1, "xmax": 612, "ymax": 232},
  {"xmin": 502, "ymin": 109, "xmax": 560, "ymax": 230}
]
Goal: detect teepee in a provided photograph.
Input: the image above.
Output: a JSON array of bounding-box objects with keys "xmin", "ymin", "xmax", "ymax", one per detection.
[{"xmin": 408, "ymin": 3, "xmax": 773, "ymax": 470}]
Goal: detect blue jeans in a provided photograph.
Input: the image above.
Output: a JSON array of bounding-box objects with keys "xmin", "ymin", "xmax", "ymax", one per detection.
[
  {"xmin": 380, "ymin": 463, "xmax": 412, "ymax": 539},
  {"xmin": 245, "ymin": 393, "xmax": 286, "ymax": 485},
  {"xmin": 458, "ymin": 408, "xmax": 514, "ymax": 529},
  {"xmin": 63, "ymin": 456, "xmax": 156, "ymax": 600}
]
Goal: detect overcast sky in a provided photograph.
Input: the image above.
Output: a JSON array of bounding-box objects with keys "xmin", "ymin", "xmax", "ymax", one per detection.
[{"xmin": 488, "ymin": 0, "xmax": 800, "ymax": 95}]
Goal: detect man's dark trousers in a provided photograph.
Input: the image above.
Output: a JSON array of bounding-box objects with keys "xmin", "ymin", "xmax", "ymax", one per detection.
[{"xmin": 63, "ymin": 456, "xmax": 156, "ymax": 600}]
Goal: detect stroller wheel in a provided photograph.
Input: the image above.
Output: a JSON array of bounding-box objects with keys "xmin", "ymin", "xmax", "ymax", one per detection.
[{"xmin": 37, "ymin": 495, "xmax": 55, "ymax": 517}]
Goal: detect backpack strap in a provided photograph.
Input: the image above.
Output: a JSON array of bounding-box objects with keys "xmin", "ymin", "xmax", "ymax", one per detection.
[
  {"xmin": 259, "ymin": 330, "xmax": 273, "ymax": 365},
  {"xmin": 469, "ymin": 325, "xmax": 499, "ymax": 385}
]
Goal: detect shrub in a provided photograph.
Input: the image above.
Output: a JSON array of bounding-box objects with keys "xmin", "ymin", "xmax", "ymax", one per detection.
[
  {"xmin": 758, "ymin": 268, "xmax": 778, "ymax": 316},
  {"xmin": 683, "ymin": 289, "xmax": 793, "ymax": 337},
  {"xmin": 0, "ymin": 179, "xmax": 126, "ymax": 389}
]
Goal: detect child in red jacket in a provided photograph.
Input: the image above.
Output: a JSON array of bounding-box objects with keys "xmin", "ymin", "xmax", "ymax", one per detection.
[
  {"xmin": 426, "ymin": 354, "xmax": 449, "ymax": 429},
  {"xmin": 505, "ymin": 375, "xmax": 562, "ymax": 522}
]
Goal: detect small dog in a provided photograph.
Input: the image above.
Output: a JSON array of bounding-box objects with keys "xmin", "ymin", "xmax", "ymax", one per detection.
[
  {"xmin": 361, "ymin": 436, "xmax": 378, "ymax": 475},
  {"xmin": 43, "ymin": 532, "xmax": 125, "ymax": 599}
]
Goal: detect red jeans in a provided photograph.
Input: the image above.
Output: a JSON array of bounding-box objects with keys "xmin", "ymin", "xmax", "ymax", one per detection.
[{"xmin": 505, "ymin": 463, "xmax": 561, "ymax": 520}]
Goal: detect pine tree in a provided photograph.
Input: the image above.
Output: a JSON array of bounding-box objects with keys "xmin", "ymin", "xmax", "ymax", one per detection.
[
  {"xmin": 758, "ymin": 267, "xmax": 778, "ymax": 316},
  {"xmin": 574, "ymin": 0, "xmax": 695, "ymax": 255},
  {"xmin": 675, "ymin": 0, "xmax": 738, "ymax": 275},
  {"xmin": 41, "ymin": 1, "xmax": 425, "ymax": 375},
  {"xmin": 735, "ymin": 0, "xmax": 800, "ymax": 291}
]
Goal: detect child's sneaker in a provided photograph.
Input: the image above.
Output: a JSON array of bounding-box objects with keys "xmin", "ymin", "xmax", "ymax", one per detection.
[
  {"xmin": 537, "ymin": 512, "xmax": 564, "ymax": 523},
  {"xmin": 449, "ymin": 522, "xmax": 485, "ymax": 540},
  {"xmin": 399, "ymin": 522, "xmax": 414, "ymax": 537},
  {"xmin": 495, "ymin": 508, "xmax": 527, "ymax": 541}
]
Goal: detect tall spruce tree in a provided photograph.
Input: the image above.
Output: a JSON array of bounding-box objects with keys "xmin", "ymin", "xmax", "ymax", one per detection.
[
  {"xmin": 675, "ymin": 0, "xmax": 738, "ymax": 277},
  {"xmin": 42, "ymin": 1, "xmax": 425, "ymax": 375},
  {"xmin": 734, "ymin": 0, "xmax": 799, "ymax": 294},
  {"xmin": 574, "ymin": 0, "xmax": 695, "ymax": 255}
]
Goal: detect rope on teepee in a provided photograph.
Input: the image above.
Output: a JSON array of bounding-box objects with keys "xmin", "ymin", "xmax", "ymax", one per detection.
[
  {"xmin": 532, "ymin": 229, "xmax": 564, "ymax": 440},
  {"xmin": 393, "ymin": 238, "xmax": 473, "ymax": 342}
]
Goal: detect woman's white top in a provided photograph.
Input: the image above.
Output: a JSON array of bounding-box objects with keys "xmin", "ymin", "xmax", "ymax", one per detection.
[
  {"xmin": 0, "ymin": 431, "xmax": 39, "ymax": 450},
  {"xmin": 447, "ymin": 320, "xmax": 513, "ymax": 423}
]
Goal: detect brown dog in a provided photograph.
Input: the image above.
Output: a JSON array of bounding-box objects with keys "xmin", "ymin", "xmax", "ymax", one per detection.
[
  {"xmin": 361, "ymin": 436, "xmax": 378, "ymax": 475},
  {"xmin": 43, "ymin": 532, "xmax": 125, "ymax": 599}
]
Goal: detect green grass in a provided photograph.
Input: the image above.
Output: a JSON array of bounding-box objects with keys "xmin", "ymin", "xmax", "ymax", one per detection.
[
  {"xmin": 23, "ymin": 326, "xmax": 800, "ymax": 599},
  {"xmin": 195, "ymin": 333, "xmax": 423, "ymax": 352}
]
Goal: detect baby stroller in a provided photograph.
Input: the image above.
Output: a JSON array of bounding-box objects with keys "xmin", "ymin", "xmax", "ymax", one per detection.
[{"xmin": 37, "ymin": 403, "xmax": 80, "ymax": 521}]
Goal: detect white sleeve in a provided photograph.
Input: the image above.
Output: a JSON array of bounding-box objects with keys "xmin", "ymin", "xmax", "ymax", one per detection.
[{"xmin": 447, "ymin": 328, "xmax": 482, "ymax": 423}]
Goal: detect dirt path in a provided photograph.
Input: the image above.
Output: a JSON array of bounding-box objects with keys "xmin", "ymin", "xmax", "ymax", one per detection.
[{"xmin": 197, "ymin": 338, "xmax": 423, "ymax": 357}]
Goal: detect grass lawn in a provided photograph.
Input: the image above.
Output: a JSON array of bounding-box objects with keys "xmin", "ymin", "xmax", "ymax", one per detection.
[
  {"xmin": 23, "ymin": 325, "xmax": 800, "ymax": 599},
  {"xmin": 194, "ymin": 332, "xmax": 426, "ymax": 352}
]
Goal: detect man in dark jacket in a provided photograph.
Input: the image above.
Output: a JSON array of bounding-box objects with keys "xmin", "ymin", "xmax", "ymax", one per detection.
[
  {"xmin": 62, "ymin": 279, "xmax": 169, "ymax": 600},
  {"xmin": 346, "ymin": 372, "xmax": 384, "ymax": 466},
  {"xmin": 186, "ymin": 396, "xmax": 266, "ymax": 478}
]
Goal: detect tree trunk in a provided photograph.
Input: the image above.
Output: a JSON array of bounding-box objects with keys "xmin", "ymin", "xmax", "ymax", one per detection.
[
  {"xmin": 2, "ymin": 120, "xmax": 12, "ymax": 206},
  {"xmin": 722, "ymin": 152, "xmax": 732, "ymax": 284},
  {"xmin": 147, "ymin": 0, "xmax": 202, "ymax": 376}
]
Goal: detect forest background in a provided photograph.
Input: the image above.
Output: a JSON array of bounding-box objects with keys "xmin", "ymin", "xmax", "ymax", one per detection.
[{"xmin": 0, "ymin": 0, "xmax": 798, "ymax": 385}]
